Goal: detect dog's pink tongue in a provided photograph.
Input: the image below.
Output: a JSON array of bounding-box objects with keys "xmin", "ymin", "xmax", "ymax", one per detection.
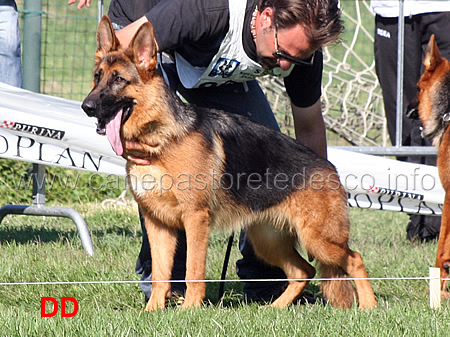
[{"xmin": 106, "ymin": 109, "xmax": 124, "ymax": 156}]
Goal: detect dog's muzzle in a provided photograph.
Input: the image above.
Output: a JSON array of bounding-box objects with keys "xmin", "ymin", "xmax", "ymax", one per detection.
[{"xmin": 81, "ymin": 97, "xmax": 108, "ymax": 134}]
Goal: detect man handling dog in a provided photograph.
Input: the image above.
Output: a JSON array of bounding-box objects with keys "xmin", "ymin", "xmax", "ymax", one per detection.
[{"xmin": 71, "ymin": 0, "xmax": 346, "ymax": 305}]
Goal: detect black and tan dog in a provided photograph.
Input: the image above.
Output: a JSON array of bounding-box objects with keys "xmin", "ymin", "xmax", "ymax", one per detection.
[
  {"xmin": 408, "ymin": 35, "xmax": 450, "ymax": 297},
  {"xmin": 82, "ymin": 16, "xmax": 376, "ymax": 311}
]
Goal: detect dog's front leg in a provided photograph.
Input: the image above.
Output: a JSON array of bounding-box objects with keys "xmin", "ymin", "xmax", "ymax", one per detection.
[
  {"xmin": 143, "ymin": 214, "xmax": 178, "ymax": 311},
  {"xmin": 182, "ymin": 209, "xmax": 211, "ymax": 309}
]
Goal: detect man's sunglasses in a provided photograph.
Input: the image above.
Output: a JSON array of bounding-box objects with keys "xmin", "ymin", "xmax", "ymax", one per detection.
[{"xmin": 273, "ymin": 24, "xmax": 315, "ymax": 66}]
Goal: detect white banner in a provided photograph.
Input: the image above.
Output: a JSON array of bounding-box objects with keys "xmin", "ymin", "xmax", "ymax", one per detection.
[
  {"xmin": 0, "ymin": 83, "xmax": 445, "ymax": 214},
  {"xmin": 328, "ymin": 149, "xmax": 444, "ymax": 215},
  {"xmin": 0, "ymin": 83, "xmax": 126, "ymax": 176}
]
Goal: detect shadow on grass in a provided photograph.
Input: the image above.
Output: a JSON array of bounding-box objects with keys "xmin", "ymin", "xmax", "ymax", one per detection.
[
  {"xmin": 0, "ymin": 226, "xmax": 75, "ymax": 244},
  {"xmin": 0, "ymin": 213, "xmax": 141, "ymax": 246},
  {"xmin": 205, "ymin": 280, "xmax": 325, "ymax": 307},
  {"xmin": 90, "ymin": 227, "xmax": 139, "ymax": 239}
]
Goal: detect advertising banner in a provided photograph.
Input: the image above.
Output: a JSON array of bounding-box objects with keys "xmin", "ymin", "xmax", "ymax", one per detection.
[{"xmin": 0, "ymin": 83, "xmax": 444, "ymax": 214}]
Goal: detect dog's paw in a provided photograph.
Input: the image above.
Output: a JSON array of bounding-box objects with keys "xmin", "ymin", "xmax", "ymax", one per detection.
[
  {"xmin": 144, "ymin": 295, "xmax": 166, "ymax": 312},
  {"xmin": 180, "ymin": 297, "xmax": 203, "ymax": 310},
  {"xmin": 358, "ymin": 298, "xmax": 377, "ymax": 310}
]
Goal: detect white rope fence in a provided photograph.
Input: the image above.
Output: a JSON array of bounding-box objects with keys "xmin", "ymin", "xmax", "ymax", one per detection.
[{"xmin": 1, "ymin": 268, "xmax": 446, "ymax": 309}]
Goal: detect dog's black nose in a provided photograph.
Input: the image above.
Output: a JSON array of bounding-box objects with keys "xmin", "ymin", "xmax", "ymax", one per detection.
[{"xmin": 82, "ymin": 99, "xmax": 97, "ymax": 117}]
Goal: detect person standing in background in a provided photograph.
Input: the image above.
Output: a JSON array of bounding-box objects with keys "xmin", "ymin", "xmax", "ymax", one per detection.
[
  {"xmin": 0, "ymin": 0, "xmax": 22, "ymax": 87},
  {"xmin": 371, "ymin": 0, "xmax": 450, "ymax": 241}
]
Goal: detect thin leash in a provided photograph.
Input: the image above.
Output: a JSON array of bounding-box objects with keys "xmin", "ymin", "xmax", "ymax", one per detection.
[{"xmin": 218, "ymin": 232, "xmax": 235, "ymax": 299}]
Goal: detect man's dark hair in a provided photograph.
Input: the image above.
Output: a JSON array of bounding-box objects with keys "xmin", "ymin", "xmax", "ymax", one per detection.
[{"xmin": 258, "ymin": 0, "xmax": 344, "ymax": 48}]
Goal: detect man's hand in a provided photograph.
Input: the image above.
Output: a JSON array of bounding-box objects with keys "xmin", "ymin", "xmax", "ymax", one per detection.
[
  {"xmin": 67, "ymin": 0, "xmax": 92, "ymax": 10},
  {"xmin": 122, "ymin": 140, "xmax": 152, "ymax": 165},
  {"xmin": 115, "ymin": 16, "xmax": 150, "ymax": 48}
]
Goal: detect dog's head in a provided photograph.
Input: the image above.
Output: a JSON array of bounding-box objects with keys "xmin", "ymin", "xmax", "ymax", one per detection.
[
  {"xmin": 413, "ymin": 34, "xmax": 450, "ymax": 146},
  {"xmin": 82, "ymin": 16, "xmax": 159, "ymax": 156}
]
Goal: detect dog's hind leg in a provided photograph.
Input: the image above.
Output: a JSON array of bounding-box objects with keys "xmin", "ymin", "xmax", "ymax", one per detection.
[
  {"xmin": 436, "ymin": 193, "xmax": 450, "ymax": 294},
  {"xmin": 181, "ymin": 209, "xmax": 211, "ymax": 309},
  {"xmin": 340, "ymin": 250, "xmax": 377, "ymax": 308},
  {"xmin": 306, "ymin": 237, "xmax": 377, "ymax": 309},
  {"xmin": 291, "ymin": 189, "xmax": 377, "ymax": 309},
  {"xmin": 246, "ymin": 224, "xmax": 316, "ymax": 308},
  {"xmin": 320, "ymin": 248, "xmax": 376, "ymax": 309},
  {"xmin": 143, "ymin": 215, "xmax": 178, "ymax": 311}
]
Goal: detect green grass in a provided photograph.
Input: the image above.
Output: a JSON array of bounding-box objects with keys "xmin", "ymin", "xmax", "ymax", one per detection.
[
  {"xmin": 0, "ymin": 202, "xmax": 449, "ymax": 336},
  {"xmin": 5, "ymin": 1, "xmax": 447, "ymax": 334}
]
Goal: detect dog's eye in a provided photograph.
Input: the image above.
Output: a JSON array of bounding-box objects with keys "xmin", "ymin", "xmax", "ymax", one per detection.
[
  {"xmin": 115, "ymin": 76, "xmax": 126, "ymax": 83},
  {"xmin": 94, "ymin": 72, "xmax": 101, "ymax": 85}
]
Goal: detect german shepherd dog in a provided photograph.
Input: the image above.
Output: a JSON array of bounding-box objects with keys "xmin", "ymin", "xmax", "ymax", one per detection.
[
  {"xmin": 408, "ymin": 35, "xmax": 450, "ymax": 297},
  {"xmin": 82, "ymin": 16, "xmax": 377, "ymax": 311}
]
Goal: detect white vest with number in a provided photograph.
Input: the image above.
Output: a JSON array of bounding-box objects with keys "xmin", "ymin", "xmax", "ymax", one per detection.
[{"xmin": 174, "ymin": 0, "xmax": 293, "ymax": 88}]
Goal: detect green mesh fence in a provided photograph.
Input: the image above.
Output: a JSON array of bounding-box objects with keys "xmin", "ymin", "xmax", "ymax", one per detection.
[{"xmin": 18, "ymin": 0, "xmax": 107, "ymax": 101}]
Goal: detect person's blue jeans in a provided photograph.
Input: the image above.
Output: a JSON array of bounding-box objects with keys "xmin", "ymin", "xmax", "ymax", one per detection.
[
  {"xmin": 0, "ymin": 1, "xmax": 22, "ymax": 87},
  {"xmin": 135, "ymin": 56, "xmax": 288, "ymax": 301}
]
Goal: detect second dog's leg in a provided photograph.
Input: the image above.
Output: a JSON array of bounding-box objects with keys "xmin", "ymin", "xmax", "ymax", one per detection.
[
  {"xmin": 144, "ymin": 215, "xmax": 178, "ymax": 311},
  {"xmin": 182, "ymin": 209, "xmax": 211, "ymax": 309},
  {"xmin": 436, "ymin": 194, "xmax": 450, "ymax": 294}
]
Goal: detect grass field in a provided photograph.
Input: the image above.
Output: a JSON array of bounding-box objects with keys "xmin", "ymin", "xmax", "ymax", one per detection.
[
  {"xmin": 5, "ymin": 1, "xmax": 447, "ymax": 335},
  {"xmin": 0, "ymin": 201, "xmax": 449, "ymax": 336}
]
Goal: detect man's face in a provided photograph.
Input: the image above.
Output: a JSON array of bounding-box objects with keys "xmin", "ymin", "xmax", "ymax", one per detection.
[{"xmin": 254, "ymin": 9, "xmax": 316, "ymax": 70}]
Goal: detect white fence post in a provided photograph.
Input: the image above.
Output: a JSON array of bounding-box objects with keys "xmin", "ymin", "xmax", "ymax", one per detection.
[{"xmin": 429, "ymin": 267, "xmax": 441, "ymax": 309}]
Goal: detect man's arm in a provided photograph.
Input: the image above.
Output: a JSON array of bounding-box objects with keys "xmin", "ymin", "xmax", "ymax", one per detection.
[
  {"xmin": 115, "ymin": 16, "xmax": 150, "ymax": 48},
  {"xmin": 291, "ymin": 99, "xmax": 327, "ymax": 159}
]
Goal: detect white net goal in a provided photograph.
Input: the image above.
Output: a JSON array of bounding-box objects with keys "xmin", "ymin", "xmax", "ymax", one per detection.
[{"xmin": 259, "ymin": 0, "xmax": 388, "ymax": 147}]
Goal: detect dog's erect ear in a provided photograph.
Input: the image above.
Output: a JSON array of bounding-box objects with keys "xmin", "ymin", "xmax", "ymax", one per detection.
[
  {"xmin": 96, "ymin": 16, "xmax": 120, "ymax": 61},
  {"xmin": 423, "ymin": 34, "xmax": 442, "ymax": 72},
  {"xmin": 129, "ymin": 22, "xmax": 158, "ymax": 71}
]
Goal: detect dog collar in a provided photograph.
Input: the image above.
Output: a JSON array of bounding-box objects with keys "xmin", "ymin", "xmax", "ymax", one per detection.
[
  {"xmin": 420, "ymin": 111, "xmax": 450, "ymax": 139},
  {"xmin": 442, "ymin": 112, "xmax": 450, "ymax": 123}
]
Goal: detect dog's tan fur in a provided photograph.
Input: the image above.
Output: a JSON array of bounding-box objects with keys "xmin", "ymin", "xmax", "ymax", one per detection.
[
  {"xmin": 84, "ymin": 16, "xmax": 377, "ymax": 311},
  {"xmin": 415, "ymin": 35, "xmax": 450, "ymax": 297}
]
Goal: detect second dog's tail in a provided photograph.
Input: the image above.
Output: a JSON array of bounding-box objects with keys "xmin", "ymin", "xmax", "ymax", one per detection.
[{"xmin": 319, "ymin": 263, "xmax": 356, "ymax": 308}]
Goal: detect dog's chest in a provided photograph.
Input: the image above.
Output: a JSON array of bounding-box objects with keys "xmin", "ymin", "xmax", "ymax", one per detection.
[
  {"xmin": 126, "ymin": 163, "xmax": 186, "ymax": 225},
  {"xmin": 127, "ymin": 164, "xmax": 173, "ymax": 197},
  {"xmin": 438, "ymin": 130, "xmax": 450, "ymax": 190}
]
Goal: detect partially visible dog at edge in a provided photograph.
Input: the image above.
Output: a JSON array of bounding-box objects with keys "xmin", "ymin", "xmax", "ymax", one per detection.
[
  {"xmin": 408, "ymin": 34, "xmax": 450, "ymax": 298},
  {"xmin": 82, "ymin": 16, "xmax": 377, "ymax": 311}
]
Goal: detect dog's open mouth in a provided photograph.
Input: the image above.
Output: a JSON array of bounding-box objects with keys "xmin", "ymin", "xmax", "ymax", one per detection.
[
  {"xmin": 96, "ymin": 104, "xmax": 133, "ymax": 135},
  {"xmin": 97, "ymin": 104, "xmax": 133, "ymax": 156}
]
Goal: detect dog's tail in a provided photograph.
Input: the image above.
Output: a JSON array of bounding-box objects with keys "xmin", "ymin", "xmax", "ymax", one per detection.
[{"xmin": 318, "ymin": 263, "xmax": 356, "ymax": 308}]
